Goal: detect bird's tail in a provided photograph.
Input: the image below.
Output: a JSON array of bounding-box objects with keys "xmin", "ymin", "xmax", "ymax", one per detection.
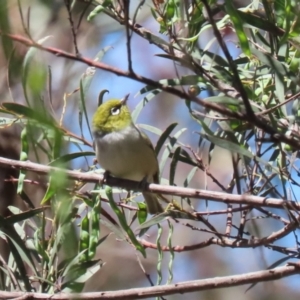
[{"xmin": 143, "ymin": 192, "xmax": 164, "ymax": 214}]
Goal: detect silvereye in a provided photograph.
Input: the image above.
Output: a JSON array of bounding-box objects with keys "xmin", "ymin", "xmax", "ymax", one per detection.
[{"xmin": 92, "ymin": 94, "xmax": 164, "ymax": 214}]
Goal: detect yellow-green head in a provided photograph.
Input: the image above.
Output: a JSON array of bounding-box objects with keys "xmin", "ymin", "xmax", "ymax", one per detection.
[{"xmin": 92, "ymin": 95, "xmax": 132, "ymax": 134}]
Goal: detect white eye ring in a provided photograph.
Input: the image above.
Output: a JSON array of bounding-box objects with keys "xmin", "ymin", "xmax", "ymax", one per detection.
[{"xmin": 111, "ymin": 106, "xmax": 120, "ymax": 115}]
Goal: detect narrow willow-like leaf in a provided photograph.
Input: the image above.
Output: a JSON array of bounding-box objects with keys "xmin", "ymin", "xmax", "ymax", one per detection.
[
  {"xmin": 156, "ymin": 224, "xmax": 163, "ymax": 286},
  {"xmin": 22, "ymin": 36, "xmax": 51, "ymax": 106},
  {"xmin": 160, "ymin": 128, "xmax": 187, "ymax": 175},
  {"xmin": 0, "ymin": 1, "xmax": 13, "ymax": 59},
  {"xmin": 225, "ymin": 0, "xmax": 251, "ymax": 56},
  {"xmin": 138, "ymin": 124, "xmax": 162, "ymax": 136},
  {"xmin": 169, "ymin": 146, "xmax": 181, "ymax": 186},
  {"xmin": 132, "ymin": 90, "xmax": 161, "ymax": 122},
  {"xmin": 41, "ymin": 169, "xmax": 67, "ymax": 204},
  {"xmin": 155, "ymin": 123, "xmax": 177, "ymax": 156},
  {"xmin": 137, "ymin": 203, "xmax": 147, "ymax": 224},
  {"xmin": 5, "ymin": 207, "xmax": 48, "ymax": 224},
  {"xmin": 1, "ymin": 102, "xmax": 56, "ymax": 127},
  {"xmin": 49, "ymin": 151, "xmax": 95, "ymax": 166},
  {"xmin": 167, "ymin": 220, "xmax": 174, "ymax": 284},
  {"xmin": 105, "ymin": 186, "xmax": 146, "ymax": 258}
]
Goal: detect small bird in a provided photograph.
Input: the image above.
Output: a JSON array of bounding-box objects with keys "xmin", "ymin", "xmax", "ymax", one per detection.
[{"xmin": 92, "ymin": 94, "xmax": 164, "ymax": 214}]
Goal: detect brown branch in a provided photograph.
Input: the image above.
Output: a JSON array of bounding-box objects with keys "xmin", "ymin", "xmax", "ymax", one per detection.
[
  {"xmin": 201, "ymin": 0, "xmax": 254, "ymax": 118},
  {"xmin": 2, "ymin": 32, "xmax": 300, "ymax": 150},
  {"xmin": 64, "ymin": 0, "xmax": 80, "ymax": 55},
  {"xmin": 0, "ymin": 262, "xmax": 299, "ymax": 299},
  {"xmin": 0, "ymin": 156, "xmax": 300, "ymax": 212},
  {"xmin": 141, "ymin": 212, "xmax": 300, "ymax": 252}
]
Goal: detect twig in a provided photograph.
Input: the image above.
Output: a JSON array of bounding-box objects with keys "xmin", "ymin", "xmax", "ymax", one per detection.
[
  {"xmin": 1, "ymin": 31, "xmax": 300, "ymax": 150},
  {"xmin": 0, "ymin": 262, "xmax": 298, "ymax": 299},
  {"xmin": 142, "ymin": 212, "xmax": 300, "ymax": 251},
  {"xmin": 123, "ymin": 0, "xmax": 133, "ymax": 73},
  {"xmin": 64, "ymin": 0, "xmax": 80, "ymax": 56},
  {"xmin": 201, "ymin": 0, "xmax": 254, "ymax": 118},
  {"xmin": 0, "ymin": 156, "xmax": 300, "ymax": 211}
]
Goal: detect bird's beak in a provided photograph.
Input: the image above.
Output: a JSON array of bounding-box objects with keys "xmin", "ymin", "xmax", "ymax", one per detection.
[{"xmin": 121, "ymin": 93, "xmax": 130, "ymax": 105}]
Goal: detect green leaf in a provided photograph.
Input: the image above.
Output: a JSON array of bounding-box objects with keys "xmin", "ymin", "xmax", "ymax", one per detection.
[
  {"xmin": 236, "ymin": 10, "xmax": 284, "ymax": 37},
  {"xmin": 49, "ymin": 151, "xmax": 95, "ymax": 167},
  {"xmin": 41, "ymin": 169, "xmax": 68, "ymax": 204},
  {"xmin": 22, "ymin": 36, "xmax": 51, "ymax": 105},
  {"xmin": 155, "ymin": 123, "xmax": 178, "ymax": 156},
  {"xmin": 137, "ymin": 203, "xmax": 147, "ymax": 224},
  {"xmin": 225, "ymin": 0, "xmax": 251, "ymax": 56},
  {"xmin": 105, "ymin": 186, "xmax": 146, "ymax": 258},
  {"xmin": 169, "ymin": 146, "xmax": 181, "ymax": 186},
  {"xmin": 1, "ymin": 102, "xmax": 56, "ymax": 127},
  {"xmin": 5, "ymin": 207, "xmax": 48, "ymax": 224},
  {"xmin": 132, "ymin": 90, "xmax": 161, "ymax": 122},
  {"xmin": 160, "ymin": 128, "xmax": 187, "ymax": 176},
  {"xmin": 200, "ymin": 132, "xmax": 282, "ymax": 175},
  {"xmin": 0, "ymin": 1, "xmax": 13, "ymax": 59}
]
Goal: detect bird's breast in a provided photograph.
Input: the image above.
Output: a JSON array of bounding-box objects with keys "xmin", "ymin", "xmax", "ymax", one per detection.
[{"xmin": 94, "ymin": 127, "xmax": 158, "ymax": 182}]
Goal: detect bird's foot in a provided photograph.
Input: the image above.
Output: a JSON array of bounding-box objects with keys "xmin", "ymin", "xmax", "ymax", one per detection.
[
  {"xmin": 103, "ymin": 170, "xmax": 110, "ymax": 184},
  {"xmin": 138, "ymin": 176, "xmax": 149, "ymax": 191}
]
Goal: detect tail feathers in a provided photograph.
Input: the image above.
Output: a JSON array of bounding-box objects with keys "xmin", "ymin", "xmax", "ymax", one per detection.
[{"xmin": 143, "ymin": 192, "xmax": 164, "ymax": 214}]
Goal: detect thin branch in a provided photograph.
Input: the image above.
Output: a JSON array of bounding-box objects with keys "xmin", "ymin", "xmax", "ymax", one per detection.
[
  {"xmin": 0, "ymin": 262, "xmax": 299, "ymax": 299},
  {"xmin": 0, "ymin": 156, "xmax": 300, "ymax": 212},
  {"xmin": 142, "ymin": 211, "xmax": 300, "ymax": 251},
  {"xmin": 2, "ymin": 32, "xmax": 300, "ymax": 150},
  {"xmin": 201, "ymin": 0, "xmax": 254, "ymax": 118},
  {"xmin": 123, "ymin": 0, "xmax": 133, "ymax": 73},
  {"xmin": 64, "ymin": 0, "xmax": 80, "ymax": 55}
]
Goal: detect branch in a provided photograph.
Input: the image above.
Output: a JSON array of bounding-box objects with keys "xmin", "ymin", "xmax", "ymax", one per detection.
[
  {"xmin": 2, "ymin": 31, "xmax": 300, "ymax": 150},
  {"xmin": 0, "ymin": 262, "xmax": 299, "ymax": 299},
  {"xmin": 0, "ymin": 156, "xmax": 299, "ymax": 211},
  {"xmin": 141, "ymin": 212, "xmax": 300, "ymax": 251}
]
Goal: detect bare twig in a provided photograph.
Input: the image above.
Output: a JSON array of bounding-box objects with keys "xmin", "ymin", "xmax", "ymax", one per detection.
[
  {"xmin": 142, "ymin": 212, "xmax": 300, "ymax": 251},
  {"xmin": 123, "ymin": 0, "xmax": 133, "ymax": 73},
  {"xmin": 0, "ymin": 156, "xmax": 300, "ymax": 211},
  {"xmin": 64, "ymin": 0, "xmax": 80, "ymax": 55}
]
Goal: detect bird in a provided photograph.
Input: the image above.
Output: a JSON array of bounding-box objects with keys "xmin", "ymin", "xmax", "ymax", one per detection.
[{"xmin": 92, "ymin": 94, "xmax": 164, "ymax": 214}]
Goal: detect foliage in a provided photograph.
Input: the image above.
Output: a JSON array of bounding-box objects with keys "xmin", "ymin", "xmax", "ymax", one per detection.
[{"xmin": 0, "ymin": 0, "xmax": 300, "ymax": 298}]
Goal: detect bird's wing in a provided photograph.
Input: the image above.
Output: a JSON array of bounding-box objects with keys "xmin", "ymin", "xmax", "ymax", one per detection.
[{"xmin": 135, "ymin": 124, "xmax": 160, "ymax": 183}]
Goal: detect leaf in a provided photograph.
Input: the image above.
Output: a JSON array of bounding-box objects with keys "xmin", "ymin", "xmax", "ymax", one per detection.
[
  {"xmin": 5, "ymin": 207, "xmax": 48, "ymax": 224},
  {"xmin": 49, "ymin": 151, "xmax": 95, "ymax": 167},
  {"xmin": 169, "ymin": 146, "xmax": 181, "ymax": 186},
  {"xmin": 79, "ymin": 47, "xmax": 112, "ymax": 140},
  {"xmin": 105, "ymin": 186, "xmax": 146, "ymax": 258},
  {"xmin": 0, "ymin": 216, "xmax": 39, "ymax": 284},
  {"xmin": 0, "ymin": 1, "xmax": 13, "ymax": 59},
  {"xmin": 160, "ymin": 128, "xmax": 187, "ymax": 175},
  {"xmin": 200, "ymin": 132, "xmax": 282, "ymax": 175},
  {"xmin": 236, "ymin": 10, "xmax": 284, "ymax": 37},
  {"xmin": 138, "ymin": 212, "xmax": 169, "ymax": 231},
  {"xmin": 138, "ymin": 124, "xmax": 162, "ymax": 136},
  {"xmin": 225, "ymin": 0, "xmax": 251, "ymax": 56},
  {"xmin": 132, "ymin": 90, "xmax": 161, "ymax": 122},
  {"xmin": 99, "ymin": 219, "xmax": 125, "ymax": 241},
  {"xmin": 41, "ymin": 169, "xmax": 67, "ymax": 204},
  {"xmin": 1, "ymin": 102, "xmax": 56, "ymax": 127},
  {"xmin": 155, "ymin": 123, "xmax": 178, "ymax": 156},
  {"xmin": 137, "ymin": 203, "xmax": 147, "ymax": 224},
  {"xmin": 22, "ymin": 36, "xmax": 51, "ymax": 105}
]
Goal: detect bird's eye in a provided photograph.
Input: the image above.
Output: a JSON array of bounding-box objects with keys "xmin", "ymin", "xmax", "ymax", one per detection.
[{"xmin": 111, "ymin": 106, "xmax": 120, "ymax": 116}]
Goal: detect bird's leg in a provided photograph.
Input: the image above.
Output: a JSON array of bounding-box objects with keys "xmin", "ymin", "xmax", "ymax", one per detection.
[
  {"xmin": 103, "ymin": 170, "xmax": 110, "ymax": 184},
  {"xmin": 138, "ymin": 176, "xmax": 150, "ymax": 192}
]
